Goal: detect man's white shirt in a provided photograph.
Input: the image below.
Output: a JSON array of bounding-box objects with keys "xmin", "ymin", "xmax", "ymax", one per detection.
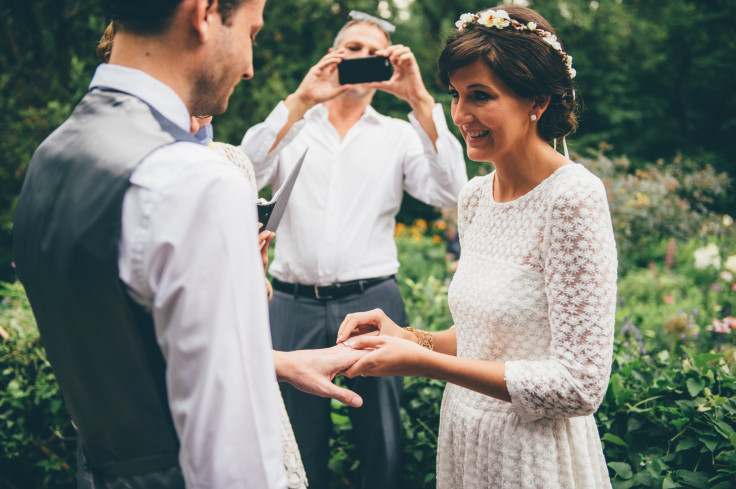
[
  {"xmin": 241, "ymin": 101, "xmax": 468, "ymax": 285},
  {"xmin": 90, "ymin": 64, "xmax": 287, "ymax": 489}
]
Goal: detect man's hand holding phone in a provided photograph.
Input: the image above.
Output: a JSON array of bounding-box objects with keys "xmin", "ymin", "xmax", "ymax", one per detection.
[
  {"xmin": 285, "ymin": 50, "xmax": 352, "ymax": 119},
  {"xmin": 365, "ymin": 45, "xmax": 435, "ymax": 111}
]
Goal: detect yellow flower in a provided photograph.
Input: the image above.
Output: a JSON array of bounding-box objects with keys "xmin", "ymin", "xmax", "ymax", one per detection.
[
  {"xmin": 635, "ymin": 192, "xmax": 650, "ymax": 207},
  {"xmin": 433, "ymin": 220, "xmax": 448, "ymax": 231},
  {"xmin": 432, "ymin": 235, "xmax": 442, "ymax": 244}
]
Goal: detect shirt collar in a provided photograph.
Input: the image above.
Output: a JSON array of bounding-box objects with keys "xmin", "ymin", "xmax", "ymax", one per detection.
[
  {"xmin": 306, "ymin": 103, "xmax": 383, "ymax": 124},
  {"xmin": 89, "ymin": 64, "xmax": 192, "ymax": 134}
]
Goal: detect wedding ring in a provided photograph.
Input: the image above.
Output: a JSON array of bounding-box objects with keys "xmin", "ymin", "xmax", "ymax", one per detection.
[{"xmin": 360, "ymin": 372, "xmax": 366, "ymax": 377}]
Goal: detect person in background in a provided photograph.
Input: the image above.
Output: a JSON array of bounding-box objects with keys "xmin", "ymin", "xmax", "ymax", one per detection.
[
  {"xmin": 13, "ymin": 1, "xmax": 364, "ymax": 488},
  {"xmin": 337, "ymin": 6, "xmax": 618, "ymax": 489},
  {"xmin": 242, "ymin": 10, "xmax": 467, "ymax": 488}
]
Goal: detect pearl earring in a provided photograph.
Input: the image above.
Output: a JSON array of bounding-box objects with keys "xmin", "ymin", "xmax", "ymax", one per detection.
[{"xmin": 530, "ymin": 114, "xmax": 537, "ymax": 121}]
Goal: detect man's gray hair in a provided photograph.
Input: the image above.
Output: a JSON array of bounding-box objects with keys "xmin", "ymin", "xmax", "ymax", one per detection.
[{"xmin": 332, "ymin": 10, "xmax": 395, "ymax": 49}]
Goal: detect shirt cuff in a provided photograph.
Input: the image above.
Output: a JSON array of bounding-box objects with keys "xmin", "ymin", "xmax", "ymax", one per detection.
[{"xmin": 407, "ymin": 103, "xmax": 448, "ymax": 155}]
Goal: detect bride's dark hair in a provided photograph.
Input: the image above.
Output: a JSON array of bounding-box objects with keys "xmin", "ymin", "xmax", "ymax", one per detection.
[{"xmin": 438, "ymin": 6, "xmax": 577, "ymax": 141}]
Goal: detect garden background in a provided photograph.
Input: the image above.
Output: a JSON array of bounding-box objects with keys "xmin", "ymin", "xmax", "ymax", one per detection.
[{"xmin": 1, "ymin": 0, "xmax": 735, "ymax": 488}]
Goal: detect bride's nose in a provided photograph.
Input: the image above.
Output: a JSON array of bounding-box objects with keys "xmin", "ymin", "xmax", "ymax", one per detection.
[{"xmin": 451, "ymin": 98, "xmax": 474, "ymax": 126}]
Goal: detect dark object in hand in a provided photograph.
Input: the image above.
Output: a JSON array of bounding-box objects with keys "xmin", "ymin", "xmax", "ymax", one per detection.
[{"xmin": 338, "ymin": 56, "xmax": 392, "ymax": 85}]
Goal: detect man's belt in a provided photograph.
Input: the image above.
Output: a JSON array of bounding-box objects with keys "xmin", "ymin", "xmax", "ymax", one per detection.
[{"xmin": 271, "ymin": 275, "xmax": 394, "ymax": 300}]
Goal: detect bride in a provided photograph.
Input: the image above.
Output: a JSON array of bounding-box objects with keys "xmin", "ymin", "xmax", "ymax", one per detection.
[{"xmin": 337, "ymin": 6, "xmax": 617, "ymax": 488}]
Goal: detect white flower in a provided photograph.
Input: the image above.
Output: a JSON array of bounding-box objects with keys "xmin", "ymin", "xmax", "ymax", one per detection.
[
  {"xmin": 569, "ymin": 67, "xmax": 577, "ymax": 78},
  {"xmin": 455, "ymin": 13, "xmax": 475, "ymax": 30},
  {"xmin": 724, "ymin": 215, "xmax": 734, "ymax": 227},
  {"xmin": 477, "ymin": 10, "xmax": 494, "ymax": 27},
  {"xmin": 491, "ymin": 9, "xmax": 512, "ymax": 28},
  {"xmin": 542, "ymin": 33, "xmax": 562, "ymax": 51},
  {"xmin": 527, "ymin": 21, "xmax": 537, "ymax": 30},
  {"xmin": 720, "ymin": 270, "xmax": 734, "ymax": 282},
  {"xmin": 724, "ymin": 255, "xmax": 736, "ymax": 274},
  {"xmin": 693, "ymin": 243, "xmax": 721, "ymax": 270},
  {"xmin": 478, "ymin": 9, "xmax": 510, "ymax": 29}
]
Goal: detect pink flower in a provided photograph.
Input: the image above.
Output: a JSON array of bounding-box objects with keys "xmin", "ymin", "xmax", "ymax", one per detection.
[
  {"xmin": 664, "ymin": 295, "xmax": 675, "ymax": 304},
  {"xmin": 709, "ymin": 318, "xmax": 730, "ymax": 333},
  {"xmin": 732, "ymin": 282, "xmax": 736, "ymax": 292},
  {"xmin": 710, "ymin": 283, "xmax": 722, "ymax": 292}
]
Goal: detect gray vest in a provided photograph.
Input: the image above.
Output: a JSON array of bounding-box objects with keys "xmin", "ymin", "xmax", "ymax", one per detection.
[{"xmin": 13, "ymin": 88, "xmax": 198, "ymax": 487}]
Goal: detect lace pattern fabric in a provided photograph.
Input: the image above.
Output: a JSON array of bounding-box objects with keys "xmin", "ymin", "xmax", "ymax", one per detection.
[
  {"xmin": 209, "ymin": 142, "xmax": 259, "ymax": 195},
  {"xmin": 438, "ymin": 163, "xmax": 617, "ymax": 488}
]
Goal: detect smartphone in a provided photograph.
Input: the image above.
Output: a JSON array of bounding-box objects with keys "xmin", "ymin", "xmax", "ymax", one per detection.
[{"xmin": 338, "ymin": 56, "xmax": 392, "ymax": 85}]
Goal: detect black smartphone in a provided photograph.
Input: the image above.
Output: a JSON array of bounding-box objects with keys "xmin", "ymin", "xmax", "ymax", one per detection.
[{"xmin": 338, "ymin": 56, "xmax": 392, "ymax": 85}]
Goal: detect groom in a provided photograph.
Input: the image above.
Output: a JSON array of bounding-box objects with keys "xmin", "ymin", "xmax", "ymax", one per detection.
[{"xmin": 12, "ymin": 1, "xmax": 364, "ymax": 488}]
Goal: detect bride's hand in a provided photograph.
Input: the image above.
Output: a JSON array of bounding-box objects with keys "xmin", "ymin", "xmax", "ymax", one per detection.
[
  {"xmin": 341, "ymin": 335, "xmax": 428, "ymax": 378},
  {"xmin": 335, "ymin": 308, "xmax": 412, "ymax": 344}
]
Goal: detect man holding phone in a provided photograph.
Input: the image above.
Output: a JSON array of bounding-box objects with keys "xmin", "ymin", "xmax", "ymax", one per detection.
[{"xmin": 242, "ymin": 10, "xmax": 467, "ymax": 489}]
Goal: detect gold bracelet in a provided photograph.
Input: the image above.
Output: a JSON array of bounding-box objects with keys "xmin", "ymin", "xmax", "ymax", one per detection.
[{"xmin": 404, "ymin": 327, "xmax": 434, "ymax": 351}]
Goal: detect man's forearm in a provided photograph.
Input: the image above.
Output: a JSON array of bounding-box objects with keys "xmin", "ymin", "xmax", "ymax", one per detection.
[
  {"xmin": 268, "ymin": 92, "xmax": 314, "ymax": 153},
  {"xmin": 408, "ymin": 92, "xmax": 439, "ymax": 149}
]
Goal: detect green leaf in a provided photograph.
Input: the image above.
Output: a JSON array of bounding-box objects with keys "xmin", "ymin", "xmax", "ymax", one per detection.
[
  {"xmin": 686, "ymin": 377, "xmax": 705, "ymax": 397},
  {"xmin": 675, "ymin": 470, "xmax": 710, "ymax": 489},
  {"xmin": 602, "ymin": 433, "xmax": 628, "ymax": 447},
  {"xmin": 700, "ymin": 436, "xmax": 720, "ymax": 453},
  {"xmin": 676, "ymin": 438, "xmax": 698, "ymax": 452},
  {"xmin": 693, "ymin": 353, "xmax": 725, "ymax": 369},
  {"xmin": 715, "ymin": 450, "xmax": 736, "ymax": 465},
  {"xmin": 714, "ymin": 420, "xmax": 736, "ymax": 439},
  {"xmin": 671, "ymin": 417, "xmax": 690, "ymax": 430},
  {"xmin": 662, "ymin": 477, "xmax": 679, "ymax": 489},
  {"xmin": 608, "ymin": 461, "xmax": 633, "ymax": 480}
]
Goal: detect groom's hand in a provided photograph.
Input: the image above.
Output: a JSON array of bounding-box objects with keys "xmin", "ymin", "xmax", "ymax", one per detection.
[{"xmin": 274, "ymin": 345, "xmax": 367, "ymax": 407}]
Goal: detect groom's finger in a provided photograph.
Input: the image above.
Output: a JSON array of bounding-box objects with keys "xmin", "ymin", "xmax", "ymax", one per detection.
[{"xmin": 321, "ymin": 382, "xmax": 363, "ymax": 408}]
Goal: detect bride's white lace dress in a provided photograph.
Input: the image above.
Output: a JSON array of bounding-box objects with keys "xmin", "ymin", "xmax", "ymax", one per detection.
[{"xmin": 438, "ymin": 163, "xmax": 617, "ymax": 488}]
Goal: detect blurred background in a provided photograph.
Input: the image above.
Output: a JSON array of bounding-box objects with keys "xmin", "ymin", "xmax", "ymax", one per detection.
[{"xmin": 1, "ymin": 0, "xmax": 735, "ymax": 283}]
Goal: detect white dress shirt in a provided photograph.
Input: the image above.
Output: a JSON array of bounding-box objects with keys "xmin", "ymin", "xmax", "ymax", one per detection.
[
  {"xmin": 241, "ymin": 101, "xmax": 467, "ymax": 284},
  {"xmin": 90, "ymin": 64, "xmax": 286, "ymax": 489}
]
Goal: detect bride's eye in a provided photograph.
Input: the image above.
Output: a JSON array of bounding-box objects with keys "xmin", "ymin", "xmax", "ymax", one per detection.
[
  {"xmin": 448, "ymin": 89, "xmax": 459, "ymax": 99},
  {"xmin": 473, "ymin": 91, "xmax": 491, "ymax": 101}
]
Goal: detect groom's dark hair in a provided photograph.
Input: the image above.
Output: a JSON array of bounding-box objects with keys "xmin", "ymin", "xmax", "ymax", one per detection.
[{"xmin": 105, "ymin": 0, "xmax": 249, "ymax": 35}]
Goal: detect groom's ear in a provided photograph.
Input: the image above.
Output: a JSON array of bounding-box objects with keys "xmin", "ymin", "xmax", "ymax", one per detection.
[{"xmin": 191, "ymin": 0, "xmax": 220, "ymax": 43}]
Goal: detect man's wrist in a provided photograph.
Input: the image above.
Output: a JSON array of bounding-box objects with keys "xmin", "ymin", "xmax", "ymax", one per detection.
[
  {"xmin": 284, "ymin": 92, "xmax": 316, "ymax": 120},
  {"xmin": 273, "ymin": 350, "xmax": 293, "ymax": 383},
  {"xmin": 408, "ymin": 91, "xmax": 435, "ymax": 115}
]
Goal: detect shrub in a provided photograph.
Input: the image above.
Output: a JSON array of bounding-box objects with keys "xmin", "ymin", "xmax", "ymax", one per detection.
[
  {"xmin": 0, "ymin": 281, "xmax": 76, "ymax": 489},
  {"xmin": 579, "ymin": 150, "xmax": 731, "ymax": 271}
]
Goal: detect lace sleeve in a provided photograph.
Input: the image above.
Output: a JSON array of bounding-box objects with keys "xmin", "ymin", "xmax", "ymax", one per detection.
[{"xmin": 505, "ymin": 177, "xmax": 618, "ymax": 422}]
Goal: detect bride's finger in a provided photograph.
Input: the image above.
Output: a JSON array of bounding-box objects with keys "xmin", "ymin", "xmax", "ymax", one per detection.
[{"xmin": 343, "ymin": 335, "xmax": 385, "ymax": 350}]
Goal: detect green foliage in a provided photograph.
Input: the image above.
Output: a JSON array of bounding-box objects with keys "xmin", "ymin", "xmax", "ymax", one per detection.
[
  {"xmin": 0, "ymin": 281, "xmax": 76, "ymax": 489},
  {"xmin": 599, "ymin": 345, "xmax": 736, "ymax": 489},
  {"xmin": 4, "ymin": 0, "xmax": 736, "ymax": 281}
]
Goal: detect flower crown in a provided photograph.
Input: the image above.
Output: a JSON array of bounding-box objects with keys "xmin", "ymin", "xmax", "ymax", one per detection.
[{"xmin": 455, "ymin": 9, "xmax": 576, "ymax": 79}]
